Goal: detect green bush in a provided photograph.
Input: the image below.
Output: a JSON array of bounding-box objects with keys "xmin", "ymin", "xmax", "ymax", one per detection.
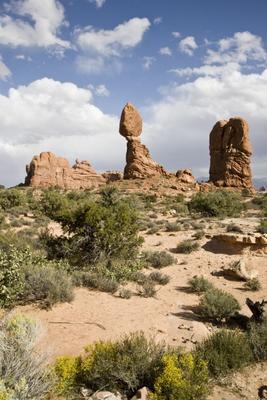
[
  {"xmin": 258, "ymin": 219, "xmax": 267, "ymax": 234},
  {"xmin": 247, "ymin": 317, "xmax": 267, "ymax": 361},
  {"xmin": 43, "ymin": 193, "xmax": 143, "ymax": 265},
  {"xmin": 151, "ymin": 352, "xmax": 209, "ymax": 400},
  {"xmin": 143, "ymin": 251, "xmax": 175, "ymax": 268},
  {"xmin": 226, "ymin": 223, "xmax": 243, "ymax": 233},
  {"xmin": 149, "ymin": 271, "xmax": 170, "ymax": 285},
  {"xmin": 78, "ymin": 332, "xmax": 166, "ymax": 396},
  {"xmin": 192, "ymin": 230, "xmax": 205, "ymax": 240},
  {"xmin": 189, "ymin": 190, "xmax": 245, "ymax": 217},
  {"xmin": 175, "ymin": 240, "xmax": 199, "ymax": 254},
  {"xmin": 0, "ymin": 189, "xmax": 26, "ymax": 211},
  {"xmin": 165, "ymin": 222, "xmax": 181, "ymax": 232},
  {"xmin": 196, "ymin": 329, "xmax": 252, "ymax": 377},
  {"xmin": 198, "ymin": 288, "xmax": 240, "ymax": 322},
  {"xmin": 54, "ymin": 356, "xmax": 80, "ymax": 395},
  {"xmin": 0, "ymin": 314, "xmax": 53, "ymax": 398},
  {"xmin": 138, "ymin": 281, "xmax": 157, "ymax": 298},
  {"xmin": 188, "ymin": 275, "xmax": 214, "ymax": 294},
  {"xmin": 118, "ymin": 288, "xmax": 132, "ymax": 299},
  {"xmin": 244, "ymin": 278, "xmax": 262, "ymax": 291}
]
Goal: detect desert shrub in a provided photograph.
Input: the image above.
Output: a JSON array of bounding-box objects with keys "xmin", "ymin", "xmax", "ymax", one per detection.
[
  {"xmin": 147, "ymin": 225, "xmax": 160, "ymax": 235},
  {"xmin": 149, "ymin": 272, "xmax": 170, "ymax": 285},
  {"xmin": 247, "ymin": 317, "xmax": 267, "ymax": 361},
  {"xmin": 165, "ymin": 222, "xmax": 181, "ymax": 232},
  {"xmin": 0, "ymin": 189, "xmax": 26, "ymax": 211},
  {"xmin": 175, "ymin": 240, "xmax": 199, "ymax": 254},
  {"xmin": 143, "ymin": 251, "xmax": 175, "ymax": 268},
  {"xmin": 44, "ymin": 193, "xmax": 143, "ymax": 265},
  {"xmin": 0, "ymin": 213, "xmax": 4, "ymax": 226},
  {"xmin": 131, "ymin": 271, "xmax": 148, "ymax": 285},
  {"xmin": 188, "ymin": 275, "xmax": 214, "ymax": 294},
  {"xmin": 0, "ymin": 247, "xmax": 25, "ymax": 307},
  {"xmin": 0, "ymin": 314, "xmax": 53, "ymax": 398},
  {"xmin": 244, "ymin": 277, "xmax": 262, "ymax": 291},
  {"xmin": 192, "ymin": 230, "xmax": 205, "ymax": 240},
  {"xmin": 226, "ymin": 223, "xmax": 243, "ymax": 233},
  {"xmin": 139, "ymin": 281, "xmax": 157, "ymax": 298},
  {"xmin": 198, "ymin": 288, "xmax": 240, "ymax": 322},
  {"xmin": 72, "ymin": 271, "xmax": 118, "ymax": 294},
  {"xmin": 54, "ymin": 356, "xmax": 80, "ymax": 395},
  {"xmin": 189, "ymin": 190, "xmax": 245, "ymax": 217},
  {"xmin": 119, "ymin": 288, "xmax": 132, "ymax": 299},
  {"xmin": 196, "ymin": 329, "xmax": 252, "ymax": 378},
  {"xmin": 0, "ymin": 229, "xmax": 42, "ymax": 252},
  {"xmin": 22, "ymin": 263, "xmax": 74, "ymax": 308},
  {"xmin": 78, "ymin": 332, "xmax": 166, "ymax": 396},
  {"xmin": 151, "ymin": 352, "xmax": 209, "ymax": 400},
  {"xmin": 258, "ymin": 219, "xmax": 267, "ymax": 234}
]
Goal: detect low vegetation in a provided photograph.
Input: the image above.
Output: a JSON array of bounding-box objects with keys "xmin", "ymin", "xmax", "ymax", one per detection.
[
  {"xmin": 175, "ymin": 240, "xmax": 200, "ymax": 254},
  {"xmin": 188, "ymin": 275, "xmax": 214, "ymax": 294}
]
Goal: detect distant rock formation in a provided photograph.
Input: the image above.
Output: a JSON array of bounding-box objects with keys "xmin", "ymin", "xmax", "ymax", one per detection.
[
  {"xmin": 209, "ymin": 117, "xmax": 252, "ymax": 188},
  {"xmin": 176, "ymin": 169, "xmax": 196, "ymax": 185},
  {"xmin": 119, "ymin": 103, "xmax": 167, "ymax": 179},
  {"xmin": 25, "ymin": 152, "xmax": 105, "ymax": 189}
]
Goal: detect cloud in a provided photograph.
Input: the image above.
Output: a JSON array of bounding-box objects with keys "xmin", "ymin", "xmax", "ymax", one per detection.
[
  {"xmin": 159, "ymin": 46, "xmax": 172, "ymax": 56},
  {"xmin": 172, "ymin": 31, "xmax": 181, "ymax": 38},
  {"xmin": 75, "ymin": 17, "xmax": 150, "ymax": 74},
  {"xmin": 205, "ymin": 31, "xmax": 267, "ymax": 65},
  {"xmin": 179, "ymin": 36, "xmax": 198, "ymax": 56},
  {"xmin": 88, "ymin": 83, "xmax": 110, "ymax": 97},
  {"xmin": 88, "ymin": 0, "xmax": 106, "ymax": 8},
  {"xmin": 0, "ymin": 0, "xmax": 70, "ymax": 49},
  {"xmin": 143, "ymin": 56, "xmax": 155, "ymax": 70},
  {"xmin": 0, "ymin": 56, "xmax": 11, "ymax": 79},
  {"xmin": 153, "ymin": 17, "xmax": 162, "ymax": 25},
  {"xmin": 144, "ymin": 67, "xmax": 267, "ymax": 178},
  {"xmin": 0, "ymin": 77, "xmax": 123, "ymax": 186},
  {"xmin": 170, "ymin": 62, "xmax": 241, "ymax": 78}
]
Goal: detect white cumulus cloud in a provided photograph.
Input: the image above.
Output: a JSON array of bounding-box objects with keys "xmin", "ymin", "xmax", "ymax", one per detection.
[
  {"xmin": 0, "ymin": 0, "xmax": 70, "ymax": 49},
  {"xmin": 159, "ymin": 46, "xmax": 172, "ymax": 56},
  {"xmin": 0, "ymin": 56, "xmax": 11, "ymax": 79},
  {"xmin": 88, "ymin": 0, "xmax": 106, "ymax": 8},
  {"xmin": 179, "ymin": 36, "xmax": 198, "ymax": 56}
]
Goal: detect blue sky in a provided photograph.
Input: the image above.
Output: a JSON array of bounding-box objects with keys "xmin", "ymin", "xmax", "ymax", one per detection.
[{"xmin": 0, "ymin": 0, "xmax": 266, "ymax": 186}]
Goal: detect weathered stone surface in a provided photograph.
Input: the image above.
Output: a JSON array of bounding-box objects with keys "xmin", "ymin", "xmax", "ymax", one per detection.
[
  {"xmin": 176, "ymin": 169, "xmax": 196, "ymax": 184},
  {"xmin": 222, "ymin": 259, "xmax": 258, "ymax": 281},
  {"xmin": 25, "ymin": 152, "xmax": 105, "ymax": 189},
  {"xmin": 119, "ymin": 102, "xmax": 142, "ymax": 139},
  {"xmin": 102, "ymin": 171, "xmax": 123, "ymax": 183},
  {"xmin": 209, "ymin": 117, "xmax": 253, "ymax": 188},
  {"xmin": 88, "ymin": 392, "xmax": 122, "ymax": 400},
  {"xmin": 131, "ymin": 387, "xmax": 150, "ymax": 400},
  {"xmin": 120, "ymin": 103, "xmax": 168, "ymax": 179},
  {"xmin": 209, "ymin": 233, "xmax": 267, "ymax": 254}
]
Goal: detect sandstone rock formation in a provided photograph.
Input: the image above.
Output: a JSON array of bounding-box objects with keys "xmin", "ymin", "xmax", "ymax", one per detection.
[
  {"xmin": 209, "ymin": 117, "xmax": 252, "ymax": 188},
  {"xmin": 119, "ymin": 103, "xmax": 167, "ymax": 179},
  {"xmin": 176, "ymin": 169, "xmax": 196, "ymax": 185},
  {"xmin": 206, "ymin": 233, "xmax": 267, "ymax": 254},
  {"xmin": 222, "ymin": 259, "xmax": 258, "ymax": 281},
  {"xmin": 25, "ymin": 152, "xmax": 105, "ymax": 189}
]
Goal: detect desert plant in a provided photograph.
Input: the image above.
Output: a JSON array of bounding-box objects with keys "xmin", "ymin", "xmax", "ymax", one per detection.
[
  {"xmin": 54, "ymin": 356, "xmax": 80, "ymax": 395},
  {"xmin": 258, "ymin": 219, "xmax": 267, "ymax": 234},
  {"xmin": 139, "ymin": 281, "xmax": 157, "ymax": 298},
  {"xmin": 149, "ymin": 272, "xmax": 170, "ymax": 285},
  {"xmin": 247, "ymin": 317, "xmax": 267, "ymax": 361},
  {"xmin": 78, "ymin": 332, "xmax": 167, "ymax": 396},
  {"xmin": 175, "ymin": 240, "xmax": 199, "ymax": 254},
  {"xmin": 118, "ymin": 288, "xmax": 132, "ymax": 299},
  {"xmin": 151, "ymin": 352, "xmax": 209, "ymax": 400},
  {"xmin": 196, "ymin": 329, "xmax": 252, "ymax": 377},
  {"xmin": 165, "ymin": 222, "xmax": 181, "ymax": 232},
  {"xmin": 143, "ymin": 251, "xmax": 175, "ymax": 269},
  {"xmin": 0, "ymin": 189, "xmax": 26, "ymax": 211},
  {"xmin": 244, "ymin": 278, "xmax": 262, "ymax": 291},
  {"xmin": 188, "ymin": 275, "xmax": 214, "ymax": 294},
  {"xmin": 226, "ymin": 223, "xmax": 243, "ymax": 233},
  {"xmin": 189, "ymin": 190, "xmax": 245, "ymax": 217},
  {"xmin": 198, "ymin": 288, "xmax": 240, "ymax": 322},
  {"xmin": 192, "ymin": 230, "xmax": 205, "ymax": 240},
  {"xmin": 0, "ymin": 314, "xmax": 53, "ymax": 398}
]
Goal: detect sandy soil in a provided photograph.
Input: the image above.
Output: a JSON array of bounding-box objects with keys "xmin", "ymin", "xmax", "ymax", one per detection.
[{"xmin": 13, "ymin": 209, "xmax": 267, "ymax": 399}]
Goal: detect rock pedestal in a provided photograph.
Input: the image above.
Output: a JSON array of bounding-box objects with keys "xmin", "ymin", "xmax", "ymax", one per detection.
[
  {"xmin": 119, "ymin": 103, "xmax": 167, "ymax": 179},
  {"xmin": 209, "ymin": 117, "xmax": 252, "ymax": 188}
]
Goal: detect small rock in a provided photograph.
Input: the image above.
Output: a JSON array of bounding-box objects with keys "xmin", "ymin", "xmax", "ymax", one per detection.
[{"xmin": 131, "ymin": 387, "xmax": 150, "ymax": 400}]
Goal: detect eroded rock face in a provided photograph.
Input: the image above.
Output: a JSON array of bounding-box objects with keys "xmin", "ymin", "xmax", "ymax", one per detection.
[
  {"xmin": 176, "ymin": 169, "xmax": 196, "ymax": 185},
  {"xmin": 209, "ymin": 117, "xmax": 252, "ymax": 188},
  {"xmin": 119, "ymin": 102, "xmax": 167, "ymax": 179},
  {"xmin": 25, "ymin": 152, "xmax": 105, "ymax": 189}
]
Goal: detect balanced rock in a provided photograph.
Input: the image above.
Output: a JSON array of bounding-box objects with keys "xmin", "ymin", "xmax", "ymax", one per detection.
[
  {"xmin": 25, "ymin": 152, "xmax": 105, "ymax": 189},
  {"xmin": 119, "ymin": 103, "xmax": 167, "ymax": 179},
  {"xmin": 209, "ymin": 117, "xmax": 252, "ymax": 188}
]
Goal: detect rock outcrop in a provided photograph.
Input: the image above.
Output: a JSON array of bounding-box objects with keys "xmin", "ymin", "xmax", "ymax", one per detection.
[
  {"xmin": 176, "ymin": 169, "xmax": 196, "ymax": 185},
  {"xmin": 25, "ymin": 152, "xmax": 105, "ymax": 189},
  {"xmin": 209, "ymin": 117, "xmax": 252, "ymax": 188},
  {"xmin": 119, "ymin": 103, "xmax": 167, "ymax": 179}
]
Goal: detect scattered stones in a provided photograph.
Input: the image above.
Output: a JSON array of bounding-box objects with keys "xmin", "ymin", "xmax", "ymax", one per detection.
[
  {"xmin": 119, "ymin": 103, "xmax": 168, "ymax": 179},
  {"xmin": 222, "ymin": 259, "xmax": 258, "ymax": 281},
  {"xmin": 25, "ymin": 152, "xmax": 105, "ymax": 189},
  {"xmin": 176, "ymin": 169, "xmax": 196, "ymax": 184},
  {"xmin": 88, "ymin": 392, "xmax": 122, "ymax": 400},
  {"xmin": 209, "ymin": 117, "xmax": 253, "ymax": 188},
  {"xmin": 131, "ymin": 387, "xmax": 150, "ymax": 400}
]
